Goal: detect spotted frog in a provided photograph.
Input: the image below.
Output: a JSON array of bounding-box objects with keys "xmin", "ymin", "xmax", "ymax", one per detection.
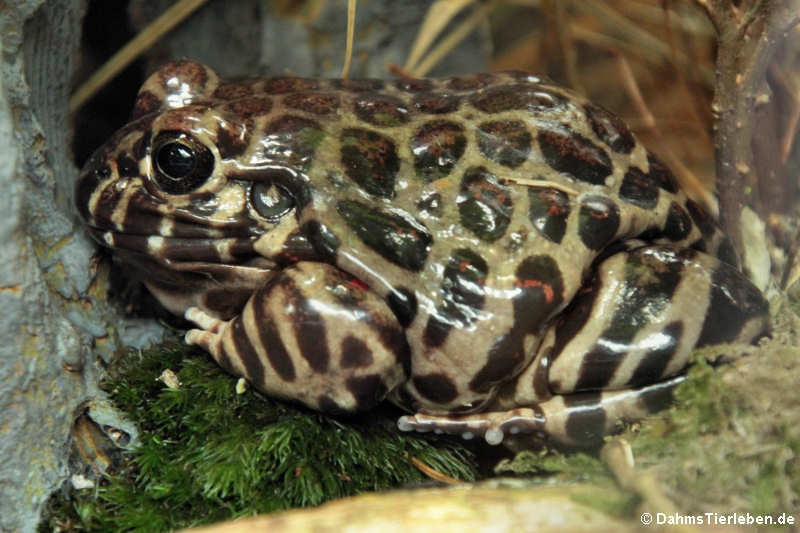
[{"xmin": 77, "ymin": 60, "xmax": 769, "ymax": 446}]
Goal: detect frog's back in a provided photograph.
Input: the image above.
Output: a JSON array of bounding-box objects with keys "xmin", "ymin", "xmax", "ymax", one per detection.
[{"xmin": 258, "ymin": 70, "xmax": 737, "ymax": 411}]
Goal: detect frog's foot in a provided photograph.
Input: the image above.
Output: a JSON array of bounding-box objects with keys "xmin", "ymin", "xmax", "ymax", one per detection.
[
  {"xmin": 184, "ymin": 307, "xmax": 227, "ymax": 357},
  {"xmin": 398, "ymin": 376, "xmax": 684, "ymax": 446},
  {"xmin": 398, "ymin": 408, "xmax": 546, "ymax": 445}
]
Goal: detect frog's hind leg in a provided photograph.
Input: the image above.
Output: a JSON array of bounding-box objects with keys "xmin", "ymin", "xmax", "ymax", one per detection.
[
  {"xmin": 185, "ymin": 261, "xmax": 410, "ymax": 413},
  {"xmin": 400, "ymin": 244, "xmax": 769, "ymax": 446},
  {"xmin": 398, "ymin": 375, "xmax": 683, "ymax": 446}
]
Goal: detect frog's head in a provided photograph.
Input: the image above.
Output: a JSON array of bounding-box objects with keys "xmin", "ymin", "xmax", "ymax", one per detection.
[{"xmin": 76, "ymin": 60, "xmax": 322, "ymax": 295}]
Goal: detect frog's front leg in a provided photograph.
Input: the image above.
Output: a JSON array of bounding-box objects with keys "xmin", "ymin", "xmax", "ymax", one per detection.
[
  {"xmin": 400, "ymin": 245, "xmax": 770, "ymax": 446},
  {"xmin": 186, "ymin": 261, "xmax": 410, "ymax": 413}
]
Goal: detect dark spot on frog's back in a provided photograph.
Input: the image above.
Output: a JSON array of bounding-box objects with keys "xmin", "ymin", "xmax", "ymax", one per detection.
[
  {"xmin": 394, "ymin": 78, "xmax": 433, "ymax": 92},
  {"xmin": 212, "ymin": 83, "xmax": 253, "ymax": 100},
  {"xmin": 584, "ymin": 103, "xmax": 636, "ymax": 154},
  {"xmin": 413, "ymin": 93, "xmax": 461, "ymax": 114},
  {"xmin": 284, "ymin": 92, "xmax": 339, "ymax": 115},
  {"xmin": 457, "ymin": 166, "xmax": 513, "ymax": 242},
  {"xmin": 264, "ymin": 77, "xmax": 319, "ymax": 93},
  {"xmin": 578, "ymin": 196, "xmax": 621, "ymax": 251},
  {"xmin": 538, "ymin": 125, "xmax": 612, "ymax": 185},
  {"xmin": 477, "ymin": 119, "xmax": 532, "ymax": 169},
  {"xmin": 340, "ymin": 127, "xmax": 399, "ymax": 198},
  {"xmin": 423, "ymin": 249, "xmax": 489, "ymax": 348},
  {"xmin": 470, "ymin": 255, "xmax": 564, "ymax": 393},
  {"xmin": 412, "ymin": 373, "xmax": 459, "ymax": 404},
  {"xmin": 411, "ymin": 120, "xmax": 466, "ymax": 183},
  {"xmin": 353, "ymin": 94, "xmax": 409, "ymax": 126},
  {"xmin": 222, "ymin": 96, "xmax": 272, "ymax": 118},
  {"xmin": 416, "ymin": 191, "xmax": 443, "ymax": 218},
  {"xmin": 470, "ymin": 84, "xmax": 565, "ymax": 113},
  {"xmin": 663, "ymin": 201, "xmax": 692, "ymax": 241},
  {"xmin": 647, "ymin": 153, "xmax": 679, "ymax": 193},
  {"xmin": 528, "ymin": 187, "xmax": 571, "ymax": 243},
  {"xmin": 336, "ymin": 200, "xmax": 432, "ymax": 272},
  {"xmin": 263, "ymin": 115, "xmax": 324, "ymax": 172},
  {"xmin": 331, "ymin": 78, "xmax": 385, "ymax": 92},
  {"xmin": 447, "ymin": 73, "xmax": 495, "ymax": 91},
  {"xmin": 619, "ymin": 166, "xmax": 659, "ymax": 210}
]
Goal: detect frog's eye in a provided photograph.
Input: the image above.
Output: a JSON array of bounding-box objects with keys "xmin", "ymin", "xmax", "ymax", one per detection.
[
  {"xmin": 251, "ymin": 182, "xmax": 295, "ymax": 220},
  {"xmin": 152, "ymin": 132, "xmax": 214, "ymax": 194}
]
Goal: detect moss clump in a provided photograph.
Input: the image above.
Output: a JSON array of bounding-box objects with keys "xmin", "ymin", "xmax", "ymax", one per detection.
[{"xmin": 41, "ymin": 339, "xmax": 477, "ymax": 532}]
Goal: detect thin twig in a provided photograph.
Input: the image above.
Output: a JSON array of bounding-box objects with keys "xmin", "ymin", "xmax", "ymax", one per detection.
[
  {"xmin": 404, "ymin": 0, "xmax": 475, "ymax": 73},
  {"xmin": 502, "ymin": 177, "xmax": 579, "ymax": 196},
  {"xmin": 614, "ymin": 52, "xmax": 715, "ymax": 211},
  {"xmin": 69, "ymin": 0, "xmax": 210, "ymax": 113},
  {"xmin": 411, "ymin": 0, "xmax": 499, "ymax": 77},
  {"xmin": 569, "ymin": 20, "xmax": 714, "ymax": 86},
  {"xmin": 544, "ymin": 0, "xmax": 582, "ymax": 92},
  {"xmin": 340, "ymin": 0, "xmax": 356, "ymax": 79},
  {"xmin": 768, "ymin": 63, "xmax": 800, "ymax": 164},
  {"xmin": 661, "ymin": 2, "xmax": 713, "ymax": 152},
  {"xmin": 404, "ymin": 454, "xmax": 460, "ymax": 485}
]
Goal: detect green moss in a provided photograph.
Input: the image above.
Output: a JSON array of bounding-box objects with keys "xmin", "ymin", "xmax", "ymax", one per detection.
[
  {"xmin": 41, "ymin": 339, "xmax": 477, "ymax": 532},
  {"xmin": 495, "ymin": 448, "xmax": 610, "ymax": 482}
]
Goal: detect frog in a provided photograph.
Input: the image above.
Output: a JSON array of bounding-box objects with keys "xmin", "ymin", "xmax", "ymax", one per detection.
[{"xmin": 76, "ymin": 59, "xmax": 770, "ymax": 447}]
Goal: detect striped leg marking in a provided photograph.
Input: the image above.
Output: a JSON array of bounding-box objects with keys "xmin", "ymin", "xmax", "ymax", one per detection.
[
  {"xmin": 398, "ymin": 376, "xmax": 683, "ymax": 446},
  {"xmin": 185, "ymin": 261, "xmax": 410, "ymax": 414}
]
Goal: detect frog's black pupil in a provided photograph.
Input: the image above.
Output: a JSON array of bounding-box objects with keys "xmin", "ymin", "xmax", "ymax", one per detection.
[{"xmin": 157, "ymin": 142, "xmax": 196, "ymax": 178}]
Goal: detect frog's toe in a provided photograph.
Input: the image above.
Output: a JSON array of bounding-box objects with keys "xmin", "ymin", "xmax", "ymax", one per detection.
[
  {"xmin": 184, "ymin": 307, "xmax": 227, "ymax": 357},
  {"xmin": 398, "ymin": 409, "xmax": 546, "ymax": 445},
  {"xmin": 184, "ymin": 306, "xmax": 224, "ymax": 332},
  {"xmin": 184, "ymin": 327, "xmax": 219, "ymax": 355}
]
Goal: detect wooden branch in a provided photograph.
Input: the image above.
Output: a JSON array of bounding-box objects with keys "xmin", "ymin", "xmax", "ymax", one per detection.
[{"xmin": 697, "ymin": 0, "xmax": 800, "ymax": 259}]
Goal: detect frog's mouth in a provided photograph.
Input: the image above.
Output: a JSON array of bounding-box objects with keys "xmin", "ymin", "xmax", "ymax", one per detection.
[{"xmin": 86, "ymin": 226, "xmax": 263, "ymax": 269}]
